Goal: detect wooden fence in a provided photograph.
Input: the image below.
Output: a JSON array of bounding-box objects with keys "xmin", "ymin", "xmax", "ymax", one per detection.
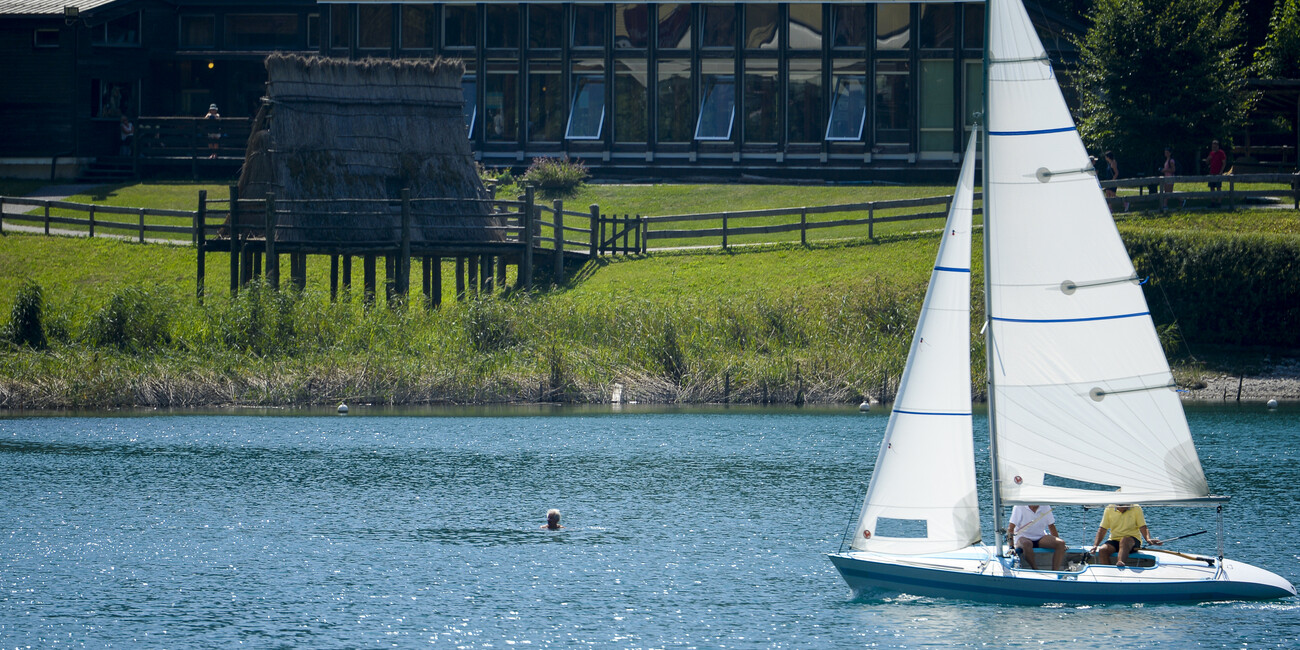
[
  {"xmin": 1102, "ymin": 173, "xmax": 1300, "ymax": 211},
  {"xmin": 0, "ymin": 196, "xmax": 200, "ymax": 243}
]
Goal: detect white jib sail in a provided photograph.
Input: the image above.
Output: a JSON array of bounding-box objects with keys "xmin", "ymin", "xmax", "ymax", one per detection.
[
  {"xmin": 985, "ymin": 0, "xmax": 1209, "ymax": 506},
  {"xmin": 853, "ymin": 131, "xmax": 980, "ymax": 554}
]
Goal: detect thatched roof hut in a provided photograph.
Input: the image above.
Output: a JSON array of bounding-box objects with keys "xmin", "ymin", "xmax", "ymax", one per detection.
[{"xmin": 235, "ymin": 54, "xmax": 495, "ymax": 244}]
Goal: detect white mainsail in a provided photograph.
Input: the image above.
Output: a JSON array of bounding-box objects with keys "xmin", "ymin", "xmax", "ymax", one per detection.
[
  {"xmin": 985, "ymin": 0, "xmax": 1210, "ymax": 505},
  {"xmin": 853, "ymin": 131, "xmax": 980, "ymax": 554}
]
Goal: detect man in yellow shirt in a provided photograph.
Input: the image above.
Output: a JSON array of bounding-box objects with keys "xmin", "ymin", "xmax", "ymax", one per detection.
[{"xmin": 1089, "ymin": 504, "xmax": 1163, "ymax": 567}]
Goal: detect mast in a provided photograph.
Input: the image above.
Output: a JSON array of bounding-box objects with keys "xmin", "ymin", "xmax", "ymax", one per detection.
[{"xmin": 981, "ymin": 0, "xmax": 1006, "ymax": 558}]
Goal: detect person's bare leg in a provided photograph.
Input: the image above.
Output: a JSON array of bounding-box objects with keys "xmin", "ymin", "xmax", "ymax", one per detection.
[
  {"xmin": 1097, "ymin": 544, "xmax": 1114, "ymax": 565},
  {"xmin": 1047, "ymin": 536, "xmax": 1067, "ymax": 571},
  {"xmin": 1117, "ymin": 537, "xmax": 1137, "ymax": 567},
  {"xmin": 1017, "ymin": 538, "xmax": 1037, "ymax": 570}
]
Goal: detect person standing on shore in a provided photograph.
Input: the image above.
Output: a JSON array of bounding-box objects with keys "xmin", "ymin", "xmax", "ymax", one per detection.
[
  {"xmin": 1204, "ymin": 139, "xmax": 1227, "ymax": 207},
  {"xmin": 1160, "ymin": 147, "xmax": 1176, "ymax": 210}
]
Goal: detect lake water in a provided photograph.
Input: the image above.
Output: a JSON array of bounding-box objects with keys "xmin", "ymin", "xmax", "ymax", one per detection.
[{"xmin": 2, "ymin": 404, "xmax": 1298, "ymax": 647}]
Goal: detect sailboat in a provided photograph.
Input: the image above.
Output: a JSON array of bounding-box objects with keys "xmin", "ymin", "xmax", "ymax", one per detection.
[{"xmin": 827, "ymin": 0, "xmax": 1295, "ymax": 604}]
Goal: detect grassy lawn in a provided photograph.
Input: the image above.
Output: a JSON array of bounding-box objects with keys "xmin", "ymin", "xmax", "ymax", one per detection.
[{"xmin": 6, "ymin": 181, "xmax": 231, "ymax": 242}]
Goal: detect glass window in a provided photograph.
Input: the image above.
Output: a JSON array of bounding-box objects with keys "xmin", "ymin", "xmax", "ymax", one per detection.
[
  {"xmin": 330, "ymin": 7, "xmax": 349, "ymax": 49},
  {"xmin": 658, "ymin": 4, "xmax": 691, "ymax": 50},
  {"xmin": 573, "ymin": 5, "xmax": 605, "ymax": 47},
  {"xmin": 832, "ymin": 5, "xmax": 866, "ymax": 48},
  {"xmin": 485, "ymin": 65, "xmax": 518, "ymax": 141},
  {"xmin": 530, "ymin": 4, "xmax": 563, "ymax": 49},
  {"xmin": 876, "ymin": 4, "xmax": 910, "ymax": 51},
  {"xmin": 94, "ymin": 12, "xmax": 140, "ymax": 45},
  {"xmin": 826, "ymin": 68, "xmax": 867, "ymax": 141},
  {"xmin": 227, "ymin": 14, "xmax": 298, "ymax": 50},
  {"xmin": 700, "ymin": 4, "xmax": 735, "ymax": 49},
  {"xmin": 964, "ymin": 59, "xmax": 983, "ymax": 130},
  {"xmin": 964, "ymin": 4, "xmax": 985, "ymax": 50},
  {"xmin": 695, "ymin": 61, "xmax": 735, "ymax": 140},
  {"xmin": 920, "ymin": 4, "xmax": 955, "ymax": 49},
  {"xmin": 657, "ymin": 60, "xmax": 693, "ymax": 142},
  {"xmin": 567, "ymin": 67, "xmax": 607, "ymax": 140},
  {"xmin": 529, "ymin": 63, "xmax": 564, "ymax": 142},
  {"xmin": 180, "ymin": 15, "xmax": 215, "ymax": 48},
  {"xmin": 789, "ymin": 5, "xmax": 822, "ymax": 51},
  {"xmin": 920, "ymin": 60, "xmax": 954, "ymax": 152},
  {"xmin": 402, "ymin": 6, "xmax": 436, "ymax": 49},
  {"xmin": 788, "ymin": 60, "xmax": 823, "ymax": 143},
  {"xmin": 614, "ymin": 60, "xmax": 648, "ymax": 143},
  {"xmin": 875, "ymin": 60, "xmax": 911, "ymax": 147},
  {"xmin": 92, "ymin": 80, "xmax": 134, "ymax": 118},
  {"xmin": 615, "ymin": 5, "xmax": 649, "ymax": 48},
  {"xmin": 745, "ymin": 4, "xmax": 778, "ymax": 50},
  {"xmin": 307, "ymin": 14, "xmax": 320, "ymax": 49},
  {"xmin": 444, "ymin": 5, "xmax": 476, "ymax": 48},
  {"xmin": 463, "ymin": 76, "xmax": 478, "ymax": 137},
  {"xmin": 744, "ymin": 59, "xmax": 778, "ymax": 143},
  {"xmin": 34, "ymin": 28, "xmax": 60, "ymax": 47},
  {"xmin": 487, "ymin": 5, "xmax": 519, "ymax": 48},
  {"xmin": 358, "ymin": 5, "xmax": 393, "ymax": 50}
]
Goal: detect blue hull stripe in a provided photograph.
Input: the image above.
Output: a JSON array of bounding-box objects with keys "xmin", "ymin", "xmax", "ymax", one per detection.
[
  {"xmin": 988, "ymin": 126, "xmax": 1076, "ymax": 136},
  {"xmin": 892, "ymin": 410, "xmax": 971, "ymax": 417},
  {"xmin": 991, "ymin": 311, "xmax": 1148, "ymax": 324},
  {"xmin": 934, "ymin": 266, "xmax": 970, "ymax": 273}
]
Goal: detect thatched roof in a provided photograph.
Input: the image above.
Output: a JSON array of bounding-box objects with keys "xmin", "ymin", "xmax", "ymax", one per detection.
[{"xmin": 236, "ymin": 54, "xmax": 495, "ymax": 244}]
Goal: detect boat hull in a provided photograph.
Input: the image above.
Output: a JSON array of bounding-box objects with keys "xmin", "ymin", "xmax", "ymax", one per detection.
[{"xmin": 829, "ymin": 547, "xmax": 1296, "ymax": 605}]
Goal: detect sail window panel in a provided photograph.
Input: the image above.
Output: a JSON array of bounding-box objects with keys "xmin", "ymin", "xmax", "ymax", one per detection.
[
  {"xmin": 330, "ymin": 6, "xmax": 349, "ymax": 50},
  {"xmin": 357, "ymin": 6, "xmax": 392, "ymax": 50},
  {"xmin": 443, "ymin": 5, "xmax": 477, "ymax": 49},
  {"xmin": 743, "ymin": 59, "xmax": 779, "ymax": 143},
  {"xmin": 658, "ymin": 4, "xmax": 691, "ymax": 50},
  {"xmin": 180, "ymin": 15, "xmax": 215, "ymax": 49},
  {"xmin": 874, "ymin": 61, "xmax": 911, "ymax": 150},
  {"xmin": 226, "ymin": 14, "xmax": 298, "ymax": 50},
  {"xmin": 964, "ymin": 60, "xmax": 984, "ymax": 131},
  {"xmin": 615, "ymin": 4, "xmax": 650, "ymax": 49},
  {"xmin": 529, "ymin": 63, "xmax": 564, "ymax": 142},
  {"xmin": 485, "ymin": 64, "xmax": 519, "ymax": 141},
  {"xmin": 920, "ymin": 60, "xmax": 955, "ymax": 153},
  {"xmin": 462, "ymin": 76, "xmax": 478, "ymax": 138},
  {"xmin": 566, "ymin": 63, "xmax": 607, "ymax": 140},
  {"xmin": 876, "ymin": 4, "xmax": 910, "ymax": 51},
  {"xmin": 832, "ymin": 5, "xmax": 867, "ymax": 49},
  {"xmin": 401, "ymin": 6, "xmax": 436, "ymax": 50},
  {"xmin": 700, "ymin": 4, "xmax": 736, "ymax": 49},
  {"xmin": 573, "ymin": 5, "xmax": 606, "ymax": 48},
  {"xmin": 657, "ymin": 60, "xmax": 693, "ymax": 142},
  {"xmin": 964, "ymin": 3, "xmax": 986, "ymax": 50},
  {"xmin": 486, "ymin": 5, "xmax": 520, "ymax": 49},
  {"xmin": 788, "ymin": 5, "xmax": 823, "ymax": 51},
  {"xmin": 695, "ymin": 61, "xmax": 736, "ymax": 141},
  {"xmin": 874, "ymin": 518, "xmax": 929, "ymax": 539},
  {"xmin": 529, "ymin": 4, "xmax": 563, "ymax": 49},
  {"xmin": 614, "ymin": 60, "xmax": 649, "ymax": 143},
  {"xmin": 919, "ymin": 4, "xmax": 956, "ymax": 50},
  {"xmin": 788, "ymin": 60, "xmax": 823, "ymax": 144},
  {"xmin": 826, "ymin": 63, "xmax": 867, "ymax": 141},
  {"xmin": 744, "ymin": 4, "xmax": 779, "ymax": 50}
]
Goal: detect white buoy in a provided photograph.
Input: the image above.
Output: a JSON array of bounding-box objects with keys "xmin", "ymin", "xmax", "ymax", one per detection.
[
  {"xmin": 338, "ymin": 403, "xmax": 349, "ymax": 414},
  {"xmin": 859, "ymin": 400, "xmax": 871, "ymax": 412},
  {"xmin": 1267, "ymin": 399, "xmax": 1278, "ymax": 409}
]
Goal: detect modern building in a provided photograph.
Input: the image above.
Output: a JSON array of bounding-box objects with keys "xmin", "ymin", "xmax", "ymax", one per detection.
[{"xmin": 4, "ymin": 0, "xmax": 1000, "ymax": 181}]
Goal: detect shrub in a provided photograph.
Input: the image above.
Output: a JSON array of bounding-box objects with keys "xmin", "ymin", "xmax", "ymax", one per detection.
[
  {"xmin": 7, "ymin": 279, "xmax": 47, "ymax": 349},
  {"xmin": 522, "ymin": 156, "xmax": 589, "ymax": 197},
  {"xmin": 84, "ymin": 285, "xmax": 172, "ymax": 353}
]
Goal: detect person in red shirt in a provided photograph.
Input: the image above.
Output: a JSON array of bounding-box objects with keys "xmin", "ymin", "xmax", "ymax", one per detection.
[{"xmin": 1204, "ymin": 139, "xmax": 1228, "ymax": 206}]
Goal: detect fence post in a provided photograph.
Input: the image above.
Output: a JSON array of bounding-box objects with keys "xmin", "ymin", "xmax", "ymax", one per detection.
[
  {"xmin": 622, "ymin": 214, "xmax": 630, "ymax": 253},
  {"xmin": 0, "ymin": 197, "xmax": 4, "ymax": 234},
  {"xmin": 264, "ymin": 192, "xmax": 278, "ymax": 289},
  {"xmin": 330, "ymin": 255, "xmax": 339, "ymax": 303},
  {"xmin": 553, "ymin": 199, "xmax": 565, "ymax": 283},
  {"xmin": 196, "ymin": 190, "xmax": 206, "ymax": 303},
  {"xmin": 88, "ymin": 205, "xmax": 95, "ymax": 238},
  {"xmin": 640, "ymin": 216, "xmax": 647, "ymax": 254},
  {"xmin": 722, "ymin": 212, "xmax": 728, "ymax": 250},
  {"xmin": 599, "ymin": 212, "xmax": 606, "ymax": 256},
  {"xmin": 138, "ymin": 208, "xmax": 146, "ymax": 243},
  {"xmin": 522, "ymin": 183, "xmax": 535, "ymax": 289},
  {"xmin": 229, "ymin": 185, "xmax": 239, "ymax": 297},
  {"xmin": 800, "ymin": 208, "xmax": 807, "ymax": 246},
  {"xmin": 868, "ymin": 203, "xmax": 875, "ymax": 240},
  {"xmin": 589, "ymin": 204, "xmax": 599, "ymax": 257},
  {"xmin": 635, "ymin": 215, "xmax": 642, "ymax": 253},
  {"xmin": 1228, "ymin": 178, "xmax": 1236, "ymax": 211},
  {"xmin": 44, "ymin": 201, "xmax": 50, "ymax": 235},
  {"xmin": 400, "ymin": 188, "xmax": 412, "ymax": 298},
  {"xmin": 1293, "ymin": 174, "xmax": 1299, "ymax": 210}
]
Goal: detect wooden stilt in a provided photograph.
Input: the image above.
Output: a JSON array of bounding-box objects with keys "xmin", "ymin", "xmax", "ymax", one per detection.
[{"xmin": 363, "ymin": 254, "xmax": 377, "ymax": 307}]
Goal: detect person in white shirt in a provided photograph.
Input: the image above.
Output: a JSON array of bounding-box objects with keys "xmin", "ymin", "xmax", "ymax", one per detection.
[{"xmin": 1007, "ymin": 504, "xmax": 1067, "ymax": 571}]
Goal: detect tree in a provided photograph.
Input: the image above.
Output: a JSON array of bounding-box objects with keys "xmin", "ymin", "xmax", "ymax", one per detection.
[
  {"xmin": 1070, "ymin": 0, "xmax": 1255, "ymax": 175},
  {"xmin": 1252, "ymin": 0, "xmax": 1300, "ymax": 79}
]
